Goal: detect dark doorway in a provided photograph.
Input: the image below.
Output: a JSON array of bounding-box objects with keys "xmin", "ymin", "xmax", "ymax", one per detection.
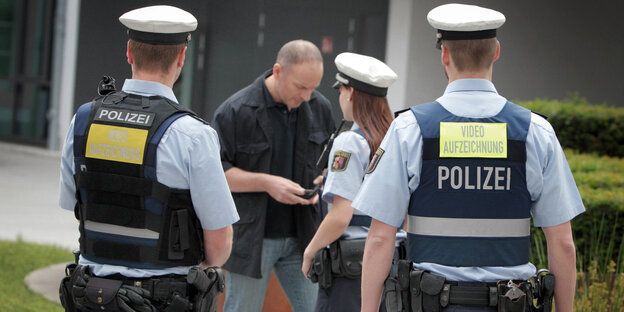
[
  {"xmin": 0, "ymin": 0, "xmax": 55, "ymax": 145},
  {"xmin": 200, "ymin": 0, "xmax": 389, "ymax": 123}
]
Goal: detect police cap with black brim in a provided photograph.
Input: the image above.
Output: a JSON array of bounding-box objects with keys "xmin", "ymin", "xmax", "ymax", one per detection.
[
  {"xmin": 119, "ymin": 5, "xmax": 197, "ymax": 45},
  {"xmin": 427, "ymin": 3, "xmax": 505, "ymax": 49},
  {"xmin": 332, "ymin": 52, "xmax": 398, "ymax": 97}
]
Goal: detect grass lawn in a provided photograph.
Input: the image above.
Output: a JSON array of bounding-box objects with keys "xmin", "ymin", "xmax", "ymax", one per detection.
[{"xmin": 0, "ymin": 239, "xmax": 73, "ymax": 312}]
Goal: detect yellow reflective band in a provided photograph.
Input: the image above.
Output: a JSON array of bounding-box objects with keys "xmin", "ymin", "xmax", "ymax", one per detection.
[
  {"xmin": 85, "ymin": 124, "xmax": 148, "ymax": 164},
  {"xmin": 439, "ymin": 122, "xmax": 507, "ymax": 158}
]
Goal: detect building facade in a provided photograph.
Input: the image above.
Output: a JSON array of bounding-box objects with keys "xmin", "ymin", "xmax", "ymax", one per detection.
[{"xmin": 1, "ymin": 0, "xmax": 622, "ymax": 149}]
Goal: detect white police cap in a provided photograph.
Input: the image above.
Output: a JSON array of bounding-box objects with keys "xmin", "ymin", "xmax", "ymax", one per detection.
[
  {"xmin": 119, "ymin": 5, "xmax": 197, "ymax": 45},
  {"xmin": 332, "ymin": 52, "xmax": 398, "ymax": 97},
  {"xmin": 427, "ymin": 3, "xmax": 505, "ymax": 49}
]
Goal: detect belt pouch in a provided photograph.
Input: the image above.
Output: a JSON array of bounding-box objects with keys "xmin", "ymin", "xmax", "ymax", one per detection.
[
  {"xmin": 384, "ymin": 276, "xmax": 402, "ymax": 312},
  {"xmin": 497, "ymin": 294, "xmax": 526, "ymax": 312},
  {"xmin": 409, "ymin": 269, "xmax": 424, "ymax": 312},
  {"xmin": 497, "ymin": 283, "xmax": 527, "ymax": 312},
  {"xmin": 398, "ymin": 260, "xmax": 412, "ymax": 311},
  {"xmin": 337, "ymin": 239, "xmax": 366, "ymax": 279},
  {"xmin": 419, "ymin": 272, "xmax": 445, "ymax": 312},
  {"xmin": 169, "ymin": 209, "xmax": 189, "ymax": 260},
  {"xmin": 84, "ymin": 277, "xmax": 122, "ymax": 310},
  {"xmin": 311, "ymin": 248, "xmax": 332, "ymax": 289},
  {"xmin": 329, "ymin": 241, "xmax": 341, "ymax": 275}
]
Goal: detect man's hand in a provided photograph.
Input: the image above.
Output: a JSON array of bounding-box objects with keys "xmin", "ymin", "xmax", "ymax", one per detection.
[
  {"xmin": 313, "ymin": 174, "xmax": 324, "ymax": 186},
  {"xmin": 265, "ymin": 175, "xmax": 318, "ymax": 205},
  {"xmin": 224, "ymin": 167, "xmax": 320, "ymax": 205}
]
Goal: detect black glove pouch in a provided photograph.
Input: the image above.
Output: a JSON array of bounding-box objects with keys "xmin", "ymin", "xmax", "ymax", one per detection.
[
  {"xmin": 337, "ymin": 239, "xmax": 366, "ymax": 279},
  {"xmin": 84, "ymin": 277, "xmax": 123, "ymax": 311}
]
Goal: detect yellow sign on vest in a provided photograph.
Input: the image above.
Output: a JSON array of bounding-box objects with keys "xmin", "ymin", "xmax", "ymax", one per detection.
[
  {"xmin": 85, "ymin": 124, "xmax": 148, "ymax": 164},
  {"xmin": 439, "ymin": 122, "xmax": 507, "ymax": 158}
]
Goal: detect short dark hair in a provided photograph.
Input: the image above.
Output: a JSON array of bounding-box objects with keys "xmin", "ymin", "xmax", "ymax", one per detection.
[
  {"xmin": 128, "ymin": 40, "xmax": 185, "ymax": 74},
  {"xmin": 442, "ymin": 38, "xmax": 498, "ymax": 72}
]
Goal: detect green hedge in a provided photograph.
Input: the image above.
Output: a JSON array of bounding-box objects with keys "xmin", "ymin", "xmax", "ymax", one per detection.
[
  {"xmin": 518, "ymin": 96, "xmax": 624, "ymax": 158},
  {"xmin": 531, "ymin": 149, "xmax": 624, "ymax": 273}
]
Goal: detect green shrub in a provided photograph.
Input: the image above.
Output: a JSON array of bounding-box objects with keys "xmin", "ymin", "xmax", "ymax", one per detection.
[
  {"xmin": 531, "ymin": 150, "xmax": 624, "ymax": 274},
  {"xmin": 518, "ymin": 96, "xmax": 624, "ymax": 157},
  {"xmin": 575, "ymin": 260, "xmax": 624, "ymax": 311}
]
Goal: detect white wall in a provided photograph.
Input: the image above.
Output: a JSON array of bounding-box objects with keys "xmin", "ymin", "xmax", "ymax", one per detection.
[{"xmin": 48, "ymin": 0, "xmax": 80, "ymax": 150}]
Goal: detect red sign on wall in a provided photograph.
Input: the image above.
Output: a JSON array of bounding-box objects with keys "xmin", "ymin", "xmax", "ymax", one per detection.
[{"xmin": 321, "ymin": 36, "xmax": 333, "ymax": 54}]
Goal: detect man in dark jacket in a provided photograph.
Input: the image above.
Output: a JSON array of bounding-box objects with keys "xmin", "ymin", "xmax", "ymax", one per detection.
[{"xmin": 212, "ymin": 39, "xmax": 336, "ymax": 312}]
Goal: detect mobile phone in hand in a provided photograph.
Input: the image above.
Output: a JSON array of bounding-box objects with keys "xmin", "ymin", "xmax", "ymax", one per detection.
[{"xmin": 298, "ymin": 185, "xmax": 320, "ymax": 199}]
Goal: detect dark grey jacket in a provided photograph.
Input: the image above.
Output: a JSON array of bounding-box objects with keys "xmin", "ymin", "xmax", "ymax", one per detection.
[{"xmin": 212, "ymin": 70, "xmax": 336, "ymax": 278}]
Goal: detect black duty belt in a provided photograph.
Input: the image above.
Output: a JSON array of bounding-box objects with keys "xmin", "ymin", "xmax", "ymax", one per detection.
[
  {"xmin": 107, "ymin": 274, "xmax": 189, "ymax": 300},
  {"xmin": 384, "ymin": 260, "xmax": 552, "ymax": 312}
]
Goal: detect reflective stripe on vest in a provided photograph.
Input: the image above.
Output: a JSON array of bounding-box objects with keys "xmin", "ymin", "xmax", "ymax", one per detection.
[{"xmin": 408, "ymin": 101, "xmax": 532, "ymax": 267}]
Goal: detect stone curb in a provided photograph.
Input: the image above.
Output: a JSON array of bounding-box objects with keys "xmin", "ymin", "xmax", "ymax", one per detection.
[{"xmin": 24, "ymin": 263, "xmax": 68, "ymax": 304}]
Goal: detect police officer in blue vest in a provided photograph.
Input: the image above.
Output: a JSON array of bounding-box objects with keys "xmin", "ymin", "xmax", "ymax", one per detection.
[
  {"xmin": 58, "ymin": 5, "xmax": 239, "ymax": 312},
  {"xmin": 355, "ymin": 4, "xmax": 585, "ymax": 312}
]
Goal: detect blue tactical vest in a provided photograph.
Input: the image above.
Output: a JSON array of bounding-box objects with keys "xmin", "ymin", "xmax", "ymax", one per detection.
[
  {"xmin": 408, "ymin": 101, "xmax": 532, "ymax": 267},
  {"xmin": 72, "ymin": 91, "xmax": 205, "ymax": 269}
]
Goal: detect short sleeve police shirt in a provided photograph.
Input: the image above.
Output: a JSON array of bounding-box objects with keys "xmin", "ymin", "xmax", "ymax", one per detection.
[
  {"xmin": 352, "ymin": 79, "xmax": 585, "ymax": 281},
  {"xmin": 322, "ymin": 123, "xmax": 370, "ymax": 204}
]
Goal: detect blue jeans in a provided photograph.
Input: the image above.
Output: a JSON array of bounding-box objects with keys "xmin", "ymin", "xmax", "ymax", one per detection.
[{"xmin": 224, "ymin": 237, "xmax": 318, "ymax": 312}]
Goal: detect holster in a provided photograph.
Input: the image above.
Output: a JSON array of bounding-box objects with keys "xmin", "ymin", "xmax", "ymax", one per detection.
[
  {"xmin": 187, "ymin": 267, "xmax": 224, "ymax": 312},
  {"xmin": 336, "ymin": 239, "xmax": 366, "ymax": 279},
  {"xmin": 310, "ymin": 248, "xmax": 332, "ymax": 289},
  {"xmin": 533, "ymin": 270, "xmax": 555, "ymax": 312},
  {"xmin": 59, "ymin": 263, "xmax": 78, "ymax": 312}
]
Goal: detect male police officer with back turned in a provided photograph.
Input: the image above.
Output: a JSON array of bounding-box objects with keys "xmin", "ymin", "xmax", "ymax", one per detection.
[
  {"xmin": 355, "ymin": 4, "xmax": 585, "ymax": 312},
  {"xmin": 58, "ymin": 5, "xmax": 239, "ymax": 312}
]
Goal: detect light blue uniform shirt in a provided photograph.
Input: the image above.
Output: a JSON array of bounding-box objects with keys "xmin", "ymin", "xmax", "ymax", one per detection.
[
  {"xmin": 58, "ymin": 79, "xmax": 240, "ymax": 277},
  {"xmin": 323, "ymin": 123, "xmax": 406, "ymax": 241},
  {"xmin": 353, "ymin": 79, "xmax": 585, "ymax": 281}
]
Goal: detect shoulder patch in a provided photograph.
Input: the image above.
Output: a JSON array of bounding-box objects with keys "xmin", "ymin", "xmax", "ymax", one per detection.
[
  {"xmin": 366, "ymin": 148, "xmax": 385, "ymax": 174},
  {"xmin": 331, "ymin": 151, "xmax": 351, "ymax": 172}
]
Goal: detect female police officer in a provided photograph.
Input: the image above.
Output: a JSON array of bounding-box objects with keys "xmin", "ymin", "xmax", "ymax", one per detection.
[{"xmin": 301, "ymin": 52, "xmax": 404, "ymax": 312}]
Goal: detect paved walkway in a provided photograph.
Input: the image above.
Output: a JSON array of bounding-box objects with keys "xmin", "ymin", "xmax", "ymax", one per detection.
[{"xmin": 0, "ymin": 142, "xmax": 79, "ymax": 304}]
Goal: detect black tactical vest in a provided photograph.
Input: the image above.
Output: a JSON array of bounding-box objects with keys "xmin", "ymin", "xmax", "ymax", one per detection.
[{"xmin": 72, "ymin": 92, "xmax": 205, "ymax": 269}]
